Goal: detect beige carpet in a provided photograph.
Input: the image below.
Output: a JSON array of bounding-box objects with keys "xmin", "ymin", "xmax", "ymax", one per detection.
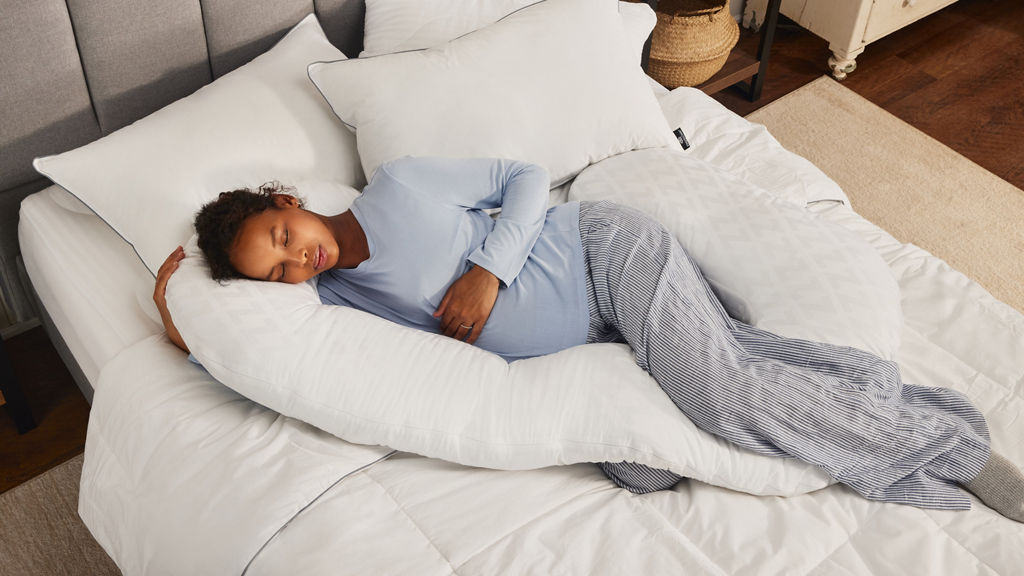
[
  {"xmin": 3, "ymin": 77, "xmax": 1022, "ymax": 576},
  {"xmin": 747, "ymin": 76, "xmax": 1024, "ymax": 314},
  {"xmin": 0, "ymin": 454, "xmax": 119, "ymax": 576}
]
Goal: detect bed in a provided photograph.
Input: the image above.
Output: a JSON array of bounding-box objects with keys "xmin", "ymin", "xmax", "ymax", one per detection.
[{"xmin": 6, "ymin": 0, "xmax": 1024, "ymax": 574}]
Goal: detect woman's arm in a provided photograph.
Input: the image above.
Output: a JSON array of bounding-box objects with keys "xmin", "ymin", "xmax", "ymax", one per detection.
[
  {"xmin": 154, "ymin": 246, "xmax": 190, "ymax": 354},
  {"xmin": 432, "ymin": 263, "xmax": 500, "ymax": 344},
  {"xmin": 379, "ymin": 156, "xmax": 550, "ymax": 288},
  {"xmin": 380, "ymin": 157, "xmax": 549, "ymax": 343},
  {"xmin": 462, "ymin": 160, "xmax": 549, "ymax": 289}
]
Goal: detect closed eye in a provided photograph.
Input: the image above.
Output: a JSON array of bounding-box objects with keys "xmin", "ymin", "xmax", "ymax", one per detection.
[{"xmin": 284, "ymin": 228, "xmax": 289, "ymax": 246}]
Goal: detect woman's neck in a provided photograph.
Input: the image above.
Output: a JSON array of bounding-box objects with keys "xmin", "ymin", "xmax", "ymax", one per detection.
[{"xmin": 324, "ymin": 210, "xmax": 369, "ymax": 269}]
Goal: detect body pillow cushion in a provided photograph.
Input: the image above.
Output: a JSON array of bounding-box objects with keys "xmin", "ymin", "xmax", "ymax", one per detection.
[
  {"xmin": 33, "ymin": 14, "xmax": 363, "ymax": 276},
  {"xmin": 167, "ymin": 150, "xmax": 900, "ymax": 497},
  {"xmin": 163, "ymin": 179, "xmax": 891, "ymax": 498},
  {"xmin": 167, "ymin": 149, "xmax": 899, "ymax": 495},
  {"xmin": 361, "ymin": 0, "xmax": 657, "ymax": 65},
  {"xmin": 569, "ymin": 147, "xmax": 902, "ymax": 359},
  {"xmin": 308, "ymin": 0, "xmax": 677, "ymax": 187}
]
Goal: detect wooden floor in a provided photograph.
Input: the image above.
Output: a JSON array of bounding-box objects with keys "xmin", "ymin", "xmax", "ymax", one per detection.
[
  {"xmin": 1, "ymin": 0, "xmax": 1022, "ymax": 495},
  {"xmin": 1, "ymin": 326, "xmax": 90, "ymax": 494},
  {"xmin": 715, "ymin": 0, "xmax": 1024, "ymax": 191}
]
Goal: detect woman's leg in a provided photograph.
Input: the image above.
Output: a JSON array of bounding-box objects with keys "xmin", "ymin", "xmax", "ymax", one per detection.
[
  {"xmin": 580, "ymin": 201, "xmax": 992, "ymax": 509},
  {"xmin": 581, "ymin": 204, "xmax": 686, "ymax": 493}
]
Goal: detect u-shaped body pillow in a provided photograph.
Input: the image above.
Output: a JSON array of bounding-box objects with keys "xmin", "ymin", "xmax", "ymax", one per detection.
[{"xmin": 166, "ymin": 151, "xmax": 901, "ymax": 497}]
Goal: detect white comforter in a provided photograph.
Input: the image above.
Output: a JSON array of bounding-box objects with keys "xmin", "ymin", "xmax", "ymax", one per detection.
[{"xmin": 78, "ymin": 88, "xmax": 1024, "ymax": 575}]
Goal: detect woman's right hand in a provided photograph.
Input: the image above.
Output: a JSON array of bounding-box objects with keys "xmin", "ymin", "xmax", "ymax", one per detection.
[{"xmin": 154, "ymin": 246, "xmax": 189, "ymax": 354}]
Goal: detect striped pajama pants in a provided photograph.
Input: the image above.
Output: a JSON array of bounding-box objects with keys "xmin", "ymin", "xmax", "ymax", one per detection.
[{"xmin": 578, "ymin": 201, "xmax": 990, "ymax": 510}]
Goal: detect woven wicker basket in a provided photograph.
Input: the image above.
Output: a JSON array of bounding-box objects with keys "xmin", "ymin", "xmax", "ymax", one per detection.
[{"xmin": 649, "ymin": 0, "xmax": 739, "ymax": 88}]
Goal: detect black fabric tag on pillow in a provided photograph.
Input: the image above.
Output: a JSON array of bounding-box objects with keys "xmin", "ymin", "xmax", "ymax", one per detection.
[{"xmin": 673, "ymin": 128, "xmax": 691, "ymax": 150}]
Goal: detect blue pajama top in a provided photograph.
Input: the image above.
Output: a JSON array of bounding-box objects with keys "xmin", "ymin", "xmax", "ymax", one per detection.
[{"xmin": 316, "ymin": 156, "xmax": 588, "ymax": 362}]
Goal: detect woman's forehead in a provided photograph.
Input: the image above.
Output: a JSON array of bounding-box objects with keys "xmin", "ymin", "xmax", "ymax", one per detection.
[{"xmin": 232, "ymin": 210, "xmax": 281, "ymax": 263}]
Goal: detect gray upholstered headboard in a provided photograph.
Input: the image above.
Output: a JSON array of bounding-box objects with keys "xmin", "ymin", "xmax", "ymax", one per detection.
[{"xmin": 0, "ymin": 0, "xmax": 366, "ymax": 330}]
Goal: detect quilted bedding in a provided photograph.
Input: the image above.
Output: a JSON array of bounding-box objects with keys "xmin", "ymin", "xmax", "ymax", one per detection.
[{"xmin": 77, "ymin": 88, "xmax": 1024, "ymax": 574}]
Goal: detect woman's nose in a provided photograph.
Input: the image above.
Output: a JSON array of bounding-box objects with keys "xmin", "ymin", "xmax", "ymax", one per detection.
[{"xmin": 289, "ymin": 247, "xmax": 308, "ymax": 265}]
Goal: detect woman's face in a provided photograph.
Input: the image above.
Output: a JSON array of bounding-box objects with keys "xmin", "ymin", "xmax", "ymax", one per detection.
[{"xmin": 230, "ymin": 197, "xmax": 339, "ymax": 284}]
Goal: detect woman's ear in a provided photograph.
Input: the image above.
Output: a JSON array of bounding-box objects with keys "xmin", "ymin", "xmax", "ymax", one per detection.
[{"xmin": 271, "ymin": 193, "xmax": 300, "ymax": 209}]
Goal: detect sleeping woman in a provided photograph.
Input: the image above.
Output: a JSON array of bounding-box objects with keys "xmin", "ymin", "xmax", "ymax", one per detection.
[{"xmin": 154, "ymin": 156, "xmax": 1024, "ymax": 522}]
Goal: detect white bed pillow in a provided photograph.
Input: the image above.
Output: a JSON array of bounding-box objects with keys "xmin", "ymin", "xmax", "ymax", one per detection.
[
  {"xmin": 569, "ymin": 147, "xmax": 902, "ymax": 359},
  {"xmin": 32, "ymin": 14, "xmax": 364, "ymax": 276},
  {"xmin": 308, "ymin": 0, "xmax": 677, "ymax": 187},
  {"xmin": 617, "ymin": 1, "xmax": 660, "ymax": 64},
  {"xmin": 48, "ymin": 186, "xmax": 93, "ymax": 215},
  {"xmin": 361, "ymin": 0, "xmax": 657, "ymax": 65},
  {"xmin": 361, "ymin": 0, "xmax": 539, "ymax": 56}
]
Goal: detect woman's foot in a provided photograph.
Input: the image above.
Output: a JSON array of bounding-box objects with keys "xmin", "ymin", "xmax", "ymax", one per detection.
[{"xmin": 963, "ymin": 451, "xmax": 1024, "ymax": 522}]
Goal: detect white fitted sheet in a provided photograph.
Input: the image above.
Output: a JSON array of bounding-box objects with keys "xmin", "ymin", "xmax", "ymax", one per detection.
[{"xmin": 18, "ymin": 186, "xmax": 162, "ymax": 388}]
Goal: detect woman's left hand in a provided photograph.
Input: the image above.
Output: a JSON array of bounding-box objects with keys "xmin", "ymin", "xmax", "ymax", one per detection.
[{"xmin": 433, "ymin": 265, "xmax": 500, "ymax": 345}]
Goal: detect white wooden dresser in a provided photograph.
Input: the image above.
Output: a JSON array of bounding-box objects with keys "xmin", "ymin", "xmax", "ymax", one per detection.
[{"xmin": 744, "ymin": 0, "xmax": 959, "ymax": 79}]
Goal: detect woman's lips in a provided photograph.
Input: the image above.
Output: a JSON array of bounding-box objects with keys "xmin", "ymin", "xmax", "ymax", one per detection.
[{"xmin": 314, "ymin": 245, "xmax": 325, "ymax": 270}]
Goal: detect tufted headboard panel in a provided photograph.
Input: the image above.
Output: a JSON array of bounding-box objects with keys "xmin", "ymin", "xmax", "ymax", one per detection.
[{"xmin": 0, "ymin": 0, "xmax": 365, "ymax": 327}]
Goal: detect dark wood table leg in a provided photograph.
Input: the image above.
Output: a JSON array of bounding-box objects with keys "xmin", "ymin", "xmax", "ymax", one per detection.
[
  {"xmin": 0, "ymin": 337, "xmax": 37, "ymax": 434},
  {"xmin": 748, "ymin": 0, "xmax": 782, "ymax": 101}
]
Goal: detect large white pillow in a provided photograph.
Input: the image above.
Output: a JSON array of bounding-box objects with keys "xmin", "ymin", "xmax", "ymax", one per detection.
[
  {"xmin": 308, "ymin": 0, "xmax": 677, "ymax": 187},
  {"xmin": 361, "ymin": 0, "xmax": 539, "ymax": 56},
  {"xmin": 33, "ymin": 14, "xmax": 364, "ymax": 276},
  {"xmin": 167, "ymin": 237, "xmax": 832, "ymax": 500},
  {"xmin": 569, "ymin": 147, "xmax": 902, "ymax": 359},
  {"xmin": 361, "ymin": 0, "xmax": 657, "ymax": 65}
]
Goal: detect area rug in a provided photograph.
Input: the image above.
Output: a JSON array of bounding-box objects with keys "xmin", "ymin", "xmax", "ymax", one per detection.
[
  {"xmin": 746, "ymin": 76, "xmax": 1024, "ymax": 314},
  {"xmin": 0, "ymin": 454, "xmax": 119, "ymax": 576}
]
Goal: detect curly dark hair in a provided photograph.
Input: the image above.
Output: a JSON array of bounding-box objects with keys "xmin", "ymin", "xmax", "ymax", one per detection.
[{"xmin": 194, "ymin": 182, "xmax": 302, "ymax": 281}]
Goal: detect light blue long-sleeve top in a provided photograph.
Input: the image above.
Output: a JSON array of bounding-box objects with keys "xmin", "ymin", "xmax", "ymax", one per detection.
[{"xmin": 315, "ymin": 156, "xmax": 588, "ymax": 362}]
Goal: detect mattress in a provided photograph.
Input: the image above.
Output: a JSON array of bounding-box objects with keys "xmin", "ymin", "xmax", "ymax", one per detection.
[
  {"xmin": 18, "ymin": 187, "xmax": 162, "ymax": 389},
  {"xmin": 21, "ymin": 86, "xmax": 1024, "ymax": 574}
]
